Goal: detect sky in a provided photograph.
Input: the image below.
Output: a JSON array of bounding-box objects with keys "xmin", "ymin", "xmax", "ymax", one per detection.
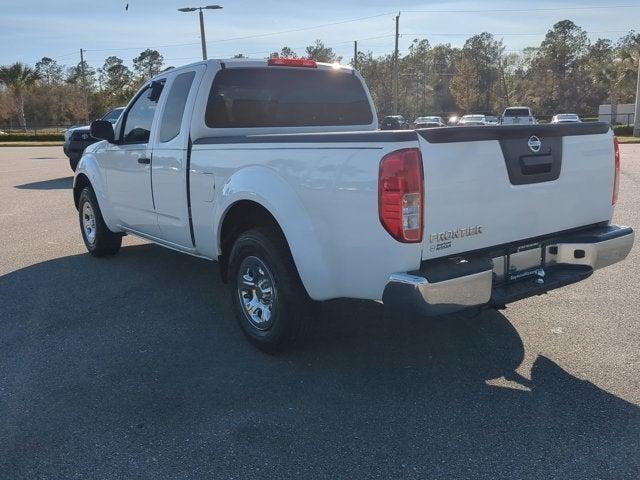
[{"xmin": 1, "ymin": 0, "xmax": 639, "ymax": 70}]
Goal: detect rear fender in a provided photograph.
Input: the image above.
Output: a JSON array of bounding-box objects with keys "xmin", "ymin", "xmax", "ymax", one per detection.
[{"xmin": 215, "ymin": 166, "xmax": 333, "ymax": 300}]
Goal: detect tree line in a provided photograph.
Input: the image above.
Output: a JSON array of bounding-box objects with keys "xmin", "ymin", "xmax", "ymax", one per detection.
[
  {"xmin": 0, "ymin": 20, "xmax": 638, "ymax": 129},
  {"xmin": 0, "ymin": 49, "xmax": 166, "ymax": 128},
  {"xmin": 357, "ymin": 20, "xmax": 639, "ymax": 121}
]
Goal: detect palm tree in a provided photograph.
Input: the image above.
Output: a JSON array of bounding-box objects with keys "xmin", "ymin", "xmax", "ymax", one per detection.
[{"xmin": 0, "ymin": 62, "xmax": 40, "ymax": 130}]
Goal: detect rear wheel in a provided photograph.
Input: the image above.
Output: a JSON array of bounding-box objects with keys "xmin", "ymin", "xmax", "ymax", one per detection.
[
  {"xmin": 78, "ymin": 187, "xmax": 122, "ymax": 257},
  {"xmin": 228, "ymin": 228, "xmax": 313, "ymax": 352}
]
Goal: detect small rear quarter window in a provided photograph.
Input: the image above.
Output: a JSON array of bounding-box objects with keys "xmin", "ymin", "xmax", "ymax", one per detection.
[{"xmin": 159, "ymin": 71, "xmax": 196, "ymax": 142}]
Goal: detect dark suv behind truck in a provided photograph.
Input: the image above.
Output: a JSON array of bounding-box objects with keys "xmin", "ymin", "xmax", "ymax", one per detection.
[
  {"xmin": 64, "ymin": 107, "xmax": 124, "ymax": 170},
  {"xmin": 380, "ymin": 115, "xmax": 409, "ymax": 130}
]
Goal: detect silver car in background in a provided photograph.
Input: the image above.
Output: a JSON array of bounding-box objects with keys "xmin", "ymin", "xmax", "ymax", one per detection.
[
  {"xmin": 458, "ymin": 114, "xmax": 487, "ymax": 126},
  {"xmin": 414, "ymin": 116, "xmax": 446, "ymax": 128},
  {"xmin": 551, "ymin": 113, "xmax": 581, "ymax": 123}
]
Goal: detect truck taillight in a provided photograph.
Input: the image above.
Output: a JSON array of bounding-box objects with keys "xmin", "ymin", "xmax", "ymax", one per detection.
[
  {"xmin": 379, "ymin": 148, "xmax": 424, "ymax": 243},
  {"xmin": 267, "ymin": 58, "xmax": 317, "ymax": 68},
  {"xmin": 613, "ymin": 136, "xmax": 620, "ymax": 205}
]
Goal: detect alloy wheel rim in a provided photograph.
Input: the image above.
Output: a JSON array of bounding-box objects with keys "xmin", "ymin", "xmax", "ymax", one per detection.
[
  {"xmin": 237, "ymin": 256, "xmax": 277, "ymax": 331},
  {"xmin": 82, "ymin": 202, "xmax": 97, "ymax": 245}
]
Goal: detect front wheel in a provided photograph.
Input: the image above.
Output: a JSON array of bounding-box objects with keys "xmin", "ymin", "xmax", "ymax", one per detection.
[
  {"xmin": 78, "ymin": 187, "xmax": 122, "ymax": 257},
  {"xmin": 228, "ymin": 228, "xmax": 313, "ymax": 352}
]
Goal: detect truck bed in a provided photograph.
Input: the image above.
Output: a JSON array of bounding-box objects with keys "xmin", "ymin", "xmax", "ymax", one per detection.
[{"xmin": 189, "ymin": 122, "xmax": 614, "ymax": 301}]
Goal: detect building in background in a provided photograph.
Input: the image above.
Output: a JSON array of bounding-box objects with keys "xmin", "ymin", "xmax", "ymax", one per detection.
[{"xmin": 599, "ymin": 104, "xmax": 636, "ymax": 125}]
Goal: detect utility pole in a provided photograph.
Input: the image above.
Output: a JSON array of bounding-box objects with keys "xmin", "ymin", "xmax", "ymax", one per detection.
[
  {"xmin": 634, "ymin": 56, "xmax": 640, "ymax": 137},
  {"xmin": 353, "ymin": 41, "xmax": 358, "ymax": 70},
  {"xmin": 393, "ymin": 12, "xmax": 400, "ymax": 114},
  {"xmin": 80, "ymin": 48, "xmax": 88, "ymax": 123},
  {"xmin": 198, "ymin": 9, "xmax": 208, "ymax": 60},
  {"xmin": 423, "ymin": 60, "xmax": 428, "ymax": 114}
]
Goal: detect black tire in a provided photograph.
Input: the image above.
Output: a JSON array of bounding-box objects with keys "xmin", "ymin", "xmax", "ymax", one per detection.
[
  {"xmin": 69, "ymin": 155, "xmax": 80, "ymax": 171},
  {"xmin": 228, "ymin": 227, "xmax": 313, "ymax": 352},
  {"xmin": 78, "ymin": 186, "xmax": 122, "ymax": 257}
]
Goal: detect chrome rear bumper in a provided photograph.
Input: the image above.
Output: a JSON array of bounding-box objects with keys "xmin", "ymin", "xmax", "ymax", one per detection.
[
  {"xmin": 546, "ymin": 229, "xmax": 634, "ymax": 270},
  {"xmin": 383, "ymin": 225, "xmax": 634, "ymax": 315}
]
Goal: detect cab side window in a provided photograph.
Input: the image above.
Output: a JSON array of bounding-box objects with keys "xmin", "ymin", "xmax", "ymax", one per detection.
[
  {"xmin": 122, "ymin": 85, "xmax": 162, "ymax": 143},
  {"xmin": 159, "ymin": 71, "xmax": 196, "ymax": 143}
]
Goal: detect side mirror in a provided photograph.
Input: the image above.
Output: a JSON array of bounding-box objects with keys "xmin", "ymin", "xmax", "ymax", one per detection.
[
  {"xmin": 90, "ymin": 120, "xmax": 115, "ymax": 143},
  {"xmin": 147, "ymin": 80, "xmax": 164, "ymax": 102}
]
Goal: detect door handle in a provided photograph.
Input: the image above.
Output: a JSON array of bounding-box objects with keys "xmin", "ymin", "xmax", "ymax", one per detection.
[{"xmin": 138, "ymin": 157, "xmax": 151, "ymax": 164}]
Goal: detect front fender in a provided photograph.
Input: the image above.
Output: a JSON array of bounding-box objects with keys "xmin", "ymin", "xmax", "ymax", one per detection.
[
  {"xmin": 74, "ymin": 151, "xmax": 121, "ymax": 233},
  {"xmin": 214, "ymin": 166, "xmax": 334, "ymax": 300}
]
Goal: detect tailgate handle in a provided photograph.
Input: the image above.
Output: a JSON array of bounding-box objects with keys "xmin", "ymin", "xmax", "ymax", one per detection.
[{"xmin": 520, "ymin": 155, "xmax": 553, "ymax": 175}]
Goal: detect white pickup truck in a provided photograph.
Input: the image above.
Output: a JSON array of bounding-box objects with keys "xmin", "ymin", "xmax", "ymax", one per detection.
[
  {"xmin": 74, "ymin": 57, "xmax": 634, "ymax": 351},
  {"xmin": 501, "ymin": 106, "xmax": 537, "ymax": 125}
]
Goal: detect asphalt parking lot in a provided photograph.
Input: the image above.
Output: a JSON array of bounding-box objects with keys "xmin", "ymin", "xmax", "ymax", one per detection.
[{"xmin": 1, "ymin": 146, "xmax": 639, "ymax": 479}]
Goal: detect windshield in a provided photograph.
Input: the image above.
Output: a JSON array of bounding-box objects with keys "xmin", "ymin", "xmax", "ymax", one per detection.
[{"xmin": 102, "ymin": 108, "xmax": 125, "ymax": 124}]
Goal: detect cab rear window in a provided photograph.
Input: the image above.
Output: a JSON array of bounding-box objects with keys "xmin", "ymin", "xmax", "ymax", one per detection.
[
  {"xmin": 504, "ymin": 108, "xmax": 531, "ymax": 117},
  {"xmin": 205, "ymin": 67, "xmax": 373, "ymax": 128}
]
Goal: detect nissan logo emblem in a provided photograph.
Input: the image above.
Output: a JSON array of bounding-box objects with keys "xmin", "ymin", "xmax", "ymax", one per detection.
[{"xmin": 528, "ymin": 135, "xmax": 542, "ymax": 153}]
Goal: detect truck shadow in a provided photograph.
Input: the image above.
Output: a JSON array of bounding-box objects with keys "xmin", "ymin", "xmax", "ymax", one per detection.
[
  {"xmin": 14, "ymin": 176, "xmax": 73, "ymax": 190},
  {"xmin": 1, "ymin": 243, "xmax": 638, "ymax": 479}
]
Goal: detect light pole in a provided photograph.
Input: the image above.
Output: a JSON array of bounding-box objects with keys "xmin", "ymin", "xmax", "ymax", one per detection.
[
  {"xmin": 634, "ymin": 56, "xmax": 640, "ymax": 137},
  {"xmin": 178, "ymin": 5, "xmax": 223, "ymax": 61}
]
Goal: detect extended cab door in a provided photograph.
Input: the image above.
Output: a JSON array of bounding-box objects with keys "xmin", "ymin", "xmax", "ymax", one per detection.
[
  {"xmin": 151, "ymin": 66, "xmax": 205, "ymax": 248},
  {"xmin": 102, "ymin": 82, "xmax": 165, "ymax": 235}
]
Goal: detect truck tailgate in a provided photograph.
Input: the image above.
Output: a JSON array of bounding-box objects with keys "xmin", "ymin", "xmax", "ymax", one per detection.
[{"xmin": 417, "ymin": 123, "xmax": 615, "ymax": 260}]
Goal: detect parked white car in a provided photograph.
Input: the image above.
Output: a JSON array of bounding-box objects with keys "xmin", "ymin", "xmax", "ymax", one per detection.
[
  {"xmin": 73, "ymin": 57, "xmax": 634, "ymax": 351},
  {"xmin": 551, "ymin": 113, "xmax": 582, "ymax": 123},
  {"xmin": 501, "ymin": 107, "xmax": 537, "ymax": 125},
  {"xmin": 458, "ymin": 114, "xmax": 487, "ymax": 126},
  {"xmin": 414, "ymin": 116, "xmax": 446, "ymax": 128}
]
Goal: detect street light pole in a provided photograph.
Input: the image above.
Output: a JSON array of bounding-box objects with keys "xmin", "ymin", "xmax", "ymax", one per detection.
[{"xmin": 178, "ymin": 5, "xmax": 223, "ymax": 61}]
